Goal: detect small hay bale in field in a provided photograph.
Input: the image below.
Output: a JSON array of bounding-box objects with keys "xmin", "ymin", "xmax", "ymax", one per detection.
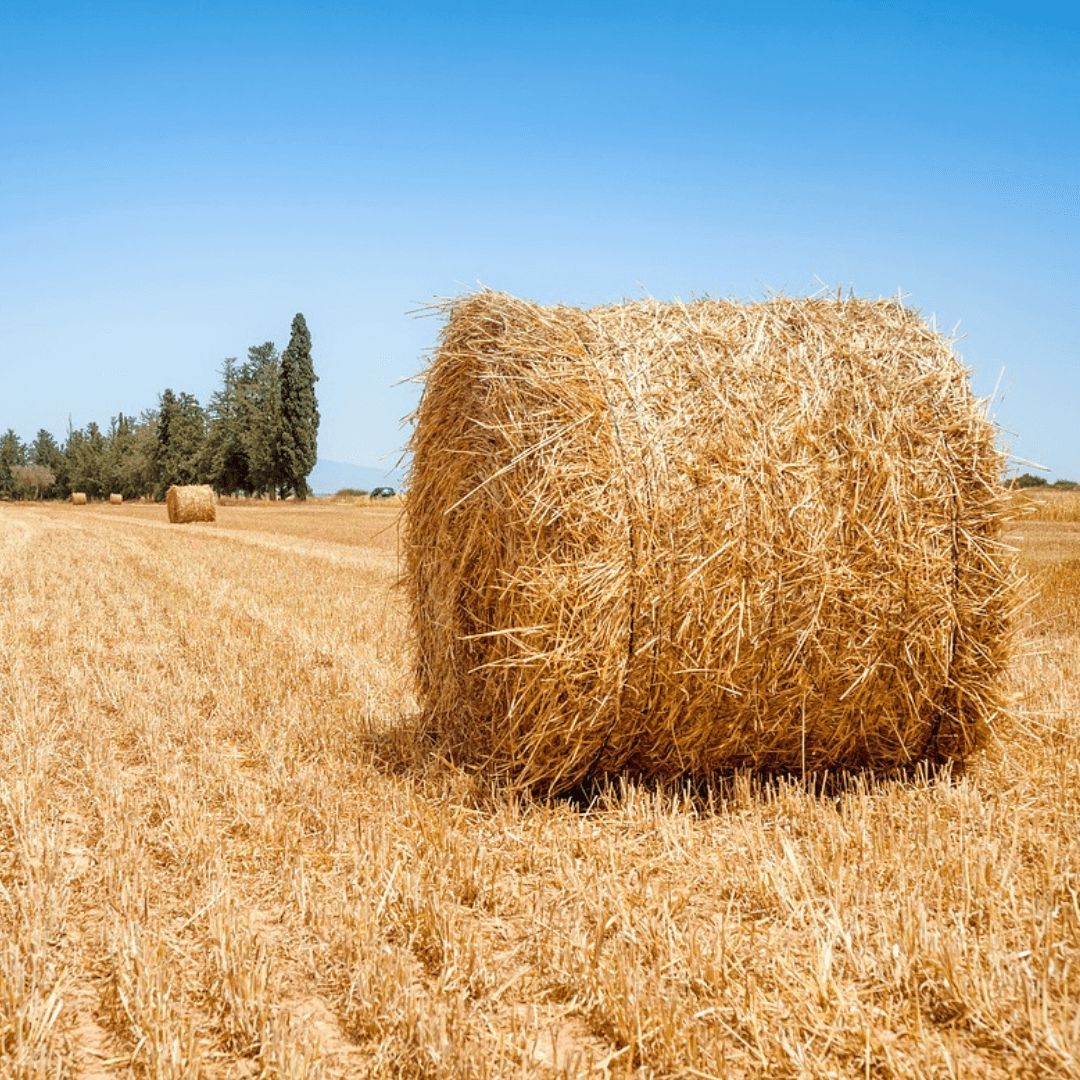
[
  {"xmin": 166, "ymin": 484, "xmax": 216, "ymax": 524},
  {"xmin": 71, "ymin": 492, "xmax": 88, "ymax": 505},
  {"xmin": 406, "ymin": 290, "xmax": 1017, "ymax": 794},
  {"xmin": 109, "ymin": 493, "xmax": 123, "ymax": 505}
]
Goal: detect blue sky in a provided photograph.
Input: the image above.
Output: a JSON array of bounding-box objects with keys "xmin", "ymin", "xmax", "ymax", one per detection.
[{"xmin": 2, "ymin": 0, "xmax": 1077, "ymax": 477}]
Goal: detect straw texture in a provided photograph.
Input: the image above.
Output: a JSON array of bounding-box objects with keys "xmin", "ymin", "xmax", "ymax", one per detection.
[
  {"xmin": 109, "ymin": 493, "xmax": 123, "ymax": 505},
  {"xmin": 166, "ymin": 484, "xmax": 216, "ymax": 524},
  {"xmin": 71, "ymin": 492, "xmax": 88, "ymax": 505},
  {"xmin": 406, "ymin": 291, "xmax": 1016, "ymax": 794}
]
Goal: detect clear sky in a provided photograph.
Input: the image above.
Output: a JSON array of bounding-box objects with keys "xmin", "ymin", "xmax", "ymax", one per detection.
[{"xmin": 2, "ymin": 1, "xmax": 1077, "ymax": 477}]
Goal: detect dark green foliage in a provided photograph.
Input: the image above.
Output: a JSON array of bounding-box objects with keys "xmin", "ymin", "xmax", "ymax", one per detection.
[
  {"xmin": 29, "ymin": 430, "xmax": 65, "ymax": 497},
  {"xmin": 334, "ymin": 488, "xmax": 369, "ymax": 498},
  {"xmin": 279, "ymin": 313, "xmax": 320, "ymax": 499},
  {"xmin": 65, "ymin": 421, "xmax": 108, "ymax": 498},
  {"xmin": 60, "ymin": 416, "xmax": 159, "ymax": 501},
  {"xmin": 202, "ymin": 358, "xmax": 252, "ymax": 497},
  {"xmin": 103, "ymin": 413, "xmax": 154, "ymax": 499},
  {"xmin": 204, "ymin": 327, "xmax": 320, "ymax": 499},
  {"xmin": 121, "ymin": 411, "xmax": 159, "ymax": 498},
  {"xmin": 153, "ymin": 390, "xmax": 207, "ymax": 499},
  {"xmin": 3, "ymin": 313, "xmax": 321, "ymax": 502},
  {"xmin": 1013, "ymin": 474, "xmax": 1079, "ymax": 490},
  {"xmin": 237, "ymin": 343, "xmax": 282, "ymax": 497},
  {"xmin": 0, "ymin": 429, "xmax": 26, "ymax": 499}
]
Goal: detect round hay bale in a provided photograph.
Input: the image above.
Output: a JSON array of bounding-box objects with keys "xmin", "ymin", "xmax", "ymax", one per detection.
[
  {"xmin": 166, "ymin": 484, "xmax": 216, "ymax": 524},
  {"xmin": 109, "ymin": 493, "xmax": 123, "ymax": 505},
  {"xmin": 406, "ymin": 290, "xmax": 1017, "ymax": 794},
  {"xmin": 71, "ymin": 492, "xmax": 88, "ymax": 505}
]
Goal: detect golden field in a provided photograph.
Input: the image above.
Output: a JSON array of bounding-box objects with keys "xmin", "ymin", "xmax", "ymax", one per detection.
[{"xmin": 1, "ymin": 498, "xmax": 1078, "ymax": 1079}]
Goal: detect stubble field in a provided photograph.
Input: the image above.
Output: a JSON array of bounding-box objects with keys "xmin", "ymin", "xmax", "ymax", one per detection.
[{"xmin": 1, "ymin": 496, "xmax": 1078, "ymax": 1079}]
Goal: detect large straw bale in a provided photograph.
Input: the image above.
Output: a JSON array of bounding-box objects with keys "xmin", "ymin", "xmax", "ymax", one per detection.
[
  {"xmin": 406, "ymin": 290, "xmax": 1016, "ymax": 794},
  {"xmin": 166, "ymin": 484, "xmax": 216, "ymax": 524},
  {"xmin": 71, "ymin": 492, "xmax": 88, "ymax": 505},
  {"xmin": 109, "ymin": 493, "xmax": 123, "ymax": 505}
]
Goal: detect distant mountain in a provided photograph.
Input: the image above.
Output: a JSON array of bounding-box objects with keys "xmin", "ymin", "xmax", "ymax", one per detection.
[{"xmin": 308, "ymin": 459, "xmax": 405, "ymax": 496}]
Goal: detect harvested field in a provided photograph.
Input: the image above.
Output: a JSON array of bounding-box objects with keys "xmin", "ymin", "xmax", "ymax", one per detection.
[
  {"xmin": 1011, "ymin": 488, "xmax": 1080, "ymax": 523},
  {"xmin": 0, "ymin": 499, "xmax": 1077, "ymax": 1078}
]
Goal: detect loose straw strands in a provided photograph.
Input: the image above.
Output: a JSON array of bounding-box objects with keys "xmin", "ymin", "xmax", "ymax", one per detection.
[{"xmin": 406, "ymin": 291, "xmax": 1017, "ymax": 794}]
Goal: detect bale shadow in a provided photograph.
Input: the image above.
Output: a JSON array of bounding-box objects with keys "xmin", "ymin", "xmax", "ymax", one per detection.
[
  {"xmin": 553, "ymin": 757, "xmax": 969, "ymax": 816},
  {"xmin": 365, "ymin": 712, "xmax": 969, "ymax": 817}
]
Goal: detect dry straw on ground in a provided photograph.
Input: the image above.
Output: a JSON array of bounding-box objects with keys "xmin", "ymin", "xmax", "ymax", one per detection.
[
  {"xmin": 109, "ymin": 493, "xmax": 123, "ymax": 505},
  {"xmin": 407, "ymin": 290, "xmax": 1017, "ymax": 794},
  {"xmin": 167, "ymin": 484, "xmax": 217, "ymax": 524},
  {"xmin": 0, "ymin": 501, "xmax": 1075, "ymax": 1077},
  {"xmin": 71, "ymin": 491, "xmax": 87, "ymax": 505}
]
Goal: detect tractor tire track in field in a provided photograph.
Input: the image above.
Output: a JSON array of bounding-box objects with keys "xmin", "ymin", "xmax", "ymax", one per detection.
[{"xmin": 69, "ymin": 506, "xmax": 399, "ymax": 577}]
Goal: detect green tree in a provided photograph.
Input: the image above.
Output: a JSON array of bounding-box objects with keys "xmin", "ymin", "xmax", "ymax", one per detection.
[
  {"xmin": 65, "ymin": 421, "xmax": 107, "ymax": 498},
  {"xmin": 96, "ymin": 412, "xmax": 156, "ymax": 500},
  {"xmin": 203, "ymin": 358, "xmax": 253, "ymax": 496},
  {"xmin": 279, "ymin": 313, "xmax": 320, "ymax": 499},
  {"xmin": 1015, "ymin": 473, "xmax": 1049, "ymax": 488},
  {"xmin": 153, "ymin": 390, "xmax": 207, "ymax": 498},
  {"xmin": 0, "ymin": 429, "xmax": 26, "ymax": 499},
  {"xmin": 236, "ymin": 343, "xmax": 282, "ymax": 497},
  {"xmin": 63, "ymin": 426, "xmax": 86, "ymax": 497},
  {"xmin": 118, "ymin": 412, "xmax": 159, "ymax": 499},
  {"xmin": 29, "ymin": 429, "xmax": 65, "ymax": 497},
  {"xmin": 102, "ymin": 413, "xmax": 135, "ymax": 498}
]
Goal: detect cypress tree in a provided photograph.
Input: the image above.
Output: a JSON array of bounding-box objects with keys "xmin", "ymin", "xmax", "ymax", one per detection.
[
  {"xmin": 153, "ymin": 389, "xmax": 177, "ymax": 500},
  {"xmin": 279, "ymin": 313, "xmax": 320, "ymax": 498}
]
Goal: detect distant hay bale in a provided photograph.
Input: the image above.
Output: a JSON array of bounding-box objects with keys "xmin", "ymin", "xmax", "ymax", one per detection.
[
  {"xmin": 71, "ymin": 492, "xmax": 87, "ymax": 505},
  {"xmin": 166, "ymin": 484, "xmax": 216, "ymax": 524},
  {"xmin": 109, "ymin": 493, "xmax": 123, "ymax": 505},
  {"xmin": 406, "ymin": 290, "xmax": 1017, "ymax": 794}
]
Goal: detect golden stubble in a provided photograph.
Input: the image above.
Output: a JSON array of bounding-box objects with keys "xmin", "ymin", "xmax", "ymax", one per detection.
[{"xmin": 0, "ymin": 501, "xmax": 1077, "ymax": 1078}]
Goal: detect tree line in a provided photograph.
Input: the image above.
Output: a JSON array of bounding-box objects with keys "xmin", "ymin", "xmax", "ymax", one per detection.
[
  {"xmin": 1013, "ymin": 473, "xmax": 1079, "ymax": 490},
  {"xmin": 1, "ymin": 314, "xmax": 319, "ymax": 502}
]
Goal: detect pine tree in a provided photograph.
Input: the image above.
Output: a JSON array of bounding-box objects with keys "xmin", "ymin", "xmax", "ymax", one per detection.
[
  {"xmin": 66, "ymin": 421, "xmax": 107, "ymax": 499},
  {"xmin": 279, "ymin": 313, "xmax": 319, "ymax": 499},
  {"xmin": 103, "ymin": 413, "xmax": 137, "ymax": 499},
  {"xmin": 30, "ymin": 429, "xmax": 65, "ymax": 497},
  {"xmin": 0, "ymin": 429, "xmax": 26, "ymax": 500},
  {"xmin": 203, "ymin": 358, "xmax": 252, "ymax": 496},
  {"xmin": 237, "ymin": 343, "xmax": 282, "ymax": 497},
  {"xmin": 153, "ymin": 390, "xmax": 207, "ymax": 498}
]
